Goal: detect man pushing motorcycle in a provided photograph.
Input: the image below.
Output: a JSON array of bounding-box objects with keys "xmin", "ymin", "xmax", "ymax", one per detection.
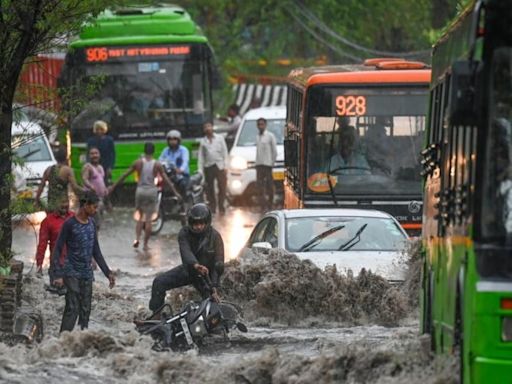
[{"xmin": 149, "ymin": 203, "xmax": 224, "ymax": 316}]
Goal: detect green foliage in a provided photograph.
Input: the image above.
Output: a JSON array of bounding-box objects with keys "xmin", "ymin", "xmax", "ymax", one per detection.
[{"xmin": 179, "ymin": 0, "xmax": 459, "ymax": 75}]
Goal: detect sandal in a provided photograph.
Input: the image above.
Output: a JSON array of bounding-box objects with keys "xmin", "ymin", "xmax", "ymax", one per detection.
[{"xmin": 132, "ymin": 240, "xmax": 140, "ymax": 248}]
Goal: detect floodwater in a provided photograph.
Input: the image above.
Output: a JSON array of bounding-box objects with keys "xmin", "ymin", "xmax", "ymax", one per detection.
[{"xmin": 2, "ymin": 207, "xmax": 458, "ymax": 383}]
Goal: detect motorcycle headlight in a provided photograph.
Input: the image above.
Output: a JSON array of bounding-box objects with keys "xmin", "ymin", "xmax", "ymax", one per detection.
[
  {"xmin": 230, "ymin": 156, "xmax": 248, "ymax": 170},
  {"xmin": 191, "ymin": 316, "xmax": 208, "ymax": 336}
]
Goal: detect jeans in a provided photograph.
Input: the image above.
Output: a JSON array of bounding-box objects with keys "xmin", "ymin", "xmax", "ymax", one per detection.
[
  {"xmin": 60, "ymin": 277, "xmax": 93, "ymax": 332},
  {"xmin": 149, "ymin": 264, "xmax": 209, "ymax": 312},
  {"xmin": 204, "ymin": 165, "xmax": 227, "ymax": 213}
]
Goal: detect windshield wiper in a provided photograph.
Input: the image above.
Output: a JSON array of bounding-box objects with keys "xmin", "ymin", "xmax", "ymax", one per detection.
[
  {"xmin": 338, "ymin": 223, "xmax": 368, "ymax": 251},
  {"xmin": 297, "ymin": 224, "xmax": 345, "ymax": 252},
  {"xmin": 21, "ymin": 148, "xmax": 41, "ymax": 159}
]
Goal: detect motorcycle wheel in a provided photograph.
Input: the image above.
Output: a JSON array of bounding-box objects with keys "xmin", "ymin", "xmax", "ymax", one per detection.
[{"xmin": 151, "ymin": 207, "xmax": 164, "ymax": 235}]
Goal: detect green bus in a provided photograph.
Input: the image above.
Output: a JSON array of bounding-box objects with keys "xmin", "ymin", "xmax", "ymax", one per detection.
[
  {"xmin": 421, "ymin": 0, "xmax": 512, "ymax": 382},
  {"xmin": 59, "ymin": 4, "xmax": 218, "ymax": 182}
]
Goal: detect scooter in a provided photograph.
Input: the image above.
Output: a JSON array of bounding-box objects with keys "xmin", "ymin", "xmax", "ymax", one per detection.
[
  {"xmin": 151, "ymin": 161, "xmax": 204, "ymax": 234},
  {"xmin": 134, "ymin": 277, "xmax": 247, "ymax": 352}
]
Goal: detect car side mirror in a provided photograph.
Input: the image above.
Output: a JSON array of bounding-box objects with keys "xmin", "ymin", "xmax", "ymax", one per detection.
[{"xmin": 252, "ymin": 242, "xmax": 272, "ymax": 252}]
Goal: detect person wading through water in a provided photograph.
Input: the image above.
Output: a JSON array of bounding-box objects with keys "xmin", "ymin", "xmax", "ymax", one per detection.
[
  {"xmin": 109, "ymin": 142, "xmax": 181, "ymax": 250},
  {"xmin": 52, "ymin": 191, "xmax": 116, "ymax": 332},
  {"xmin": 35, "ymin": 147, "xmax": 83, "ymax": 212}
]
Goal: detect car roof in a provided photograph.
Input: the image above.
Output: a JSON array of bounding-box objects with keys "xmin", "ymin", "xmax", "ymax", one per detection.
[
  {"xmin": 243, "ymin": 106, "xmax": 286, "ymax": 120},
  {"xmin": 11, "ymin": 121, "xmax": 44, "ymax": 136},
  {"xmin": 269, "ymin": 208, "xmax": 395, "ymax": 220}
]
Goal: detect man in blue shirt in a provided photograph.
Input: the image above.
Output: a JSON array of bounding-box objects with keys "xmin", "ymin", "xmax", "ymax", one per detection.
[
  {"xmin": 53, "ymin": 191, "xmax": 116, "ymax": 332},
  {"xmin": 159, "ymin": 129, "xmax": 190, "ymax": 198}
]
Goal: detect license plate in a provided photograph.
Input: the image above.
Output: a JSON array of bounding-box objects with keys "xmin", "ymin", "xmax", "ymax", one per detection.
[
  {"xmin": 180, "ymin": 318, "xmax": 194, "ymax": 345},
  {"xmin": 272, "ymin": 171, "xmax": 284, "ymax": 181}
]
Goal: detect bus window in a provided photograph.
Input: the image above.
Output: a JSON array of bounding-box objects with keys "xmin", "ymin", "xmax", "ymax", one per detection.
[{"xmin": 483, "ymin": 47, "xmax": 512, "ymax": 239}]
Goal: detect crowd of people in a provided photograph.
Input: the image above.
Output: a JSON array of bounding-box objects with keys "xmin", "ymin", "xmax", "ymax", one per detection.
[{"xmin": 31, "ymin": 99, "xmax": 279, "ymax": 332}]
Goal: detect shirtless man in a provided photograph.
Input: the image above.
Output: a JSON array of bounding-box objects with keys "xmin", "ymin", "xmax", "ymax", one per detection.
[{"xmin": 109, "ymin": 142, "xmax": 180, "ymax": 250}]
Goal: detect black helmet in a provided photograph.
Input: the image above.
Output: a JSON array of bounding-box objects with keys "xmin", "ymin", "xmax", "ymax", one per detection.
[{"xmin": 187, "ymin": 203, "xmax": 212, "ymax": 233}]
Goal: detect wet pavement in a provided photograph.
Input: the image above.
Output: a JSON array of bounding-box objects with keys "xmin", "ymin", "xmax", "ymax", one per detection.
[{"xmin": 4, "ymin": 206, "xmax": 458, "ymax": 383}]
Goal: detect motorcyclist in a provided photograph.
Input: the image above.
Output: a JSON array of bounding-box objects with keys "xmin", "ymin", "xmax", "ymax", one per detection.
[
  {"xmin": 149, "ymin": 203, "xmax": 224, "ymax": 315},
  {"xmin": 159, "ymin": 129, "xmax": 190, "ymax": 199}
]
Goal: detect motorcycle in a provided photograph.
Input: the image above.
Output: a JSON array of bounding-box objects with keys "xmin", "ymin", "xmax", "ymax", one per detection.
[
  {"xmin": 135, "ymin": 277, "xmax": 247, "ymax": 352},
  {"xmin": 151, "ymin": 161, "xmax": 204, "ymax": 234}
]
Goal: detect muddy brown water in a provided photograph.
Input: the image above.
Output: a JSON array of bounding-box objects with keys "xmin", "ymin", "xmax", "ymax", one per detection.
[{"xmin": 3, "ymin": 208, "xmax": 458, "ymax": 383}]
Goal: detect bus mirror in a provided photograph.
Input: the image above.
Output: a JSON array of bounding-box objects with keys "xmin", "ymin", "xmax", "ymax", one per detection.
[
  {"xmin": 448, "ymin": 61, "xmax": 476, "ymax": 126},
  {"xmin": 284, "ymin": 139, "xmax": 297, "ymax": 167}
]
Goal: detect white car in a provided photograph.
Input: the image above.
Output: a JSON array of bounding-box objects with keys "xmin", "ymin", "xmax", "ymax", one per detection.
[
  {"xmin": 227, "ymin": 106, "xmax": 285, "ymax": 204},
  {"xmin": 239, "ymin": 208, "xmax": 409, "ymax": 282},
  {"xmin": 11, "ymin": 109, "xmax": 56, "ymax": 202}
]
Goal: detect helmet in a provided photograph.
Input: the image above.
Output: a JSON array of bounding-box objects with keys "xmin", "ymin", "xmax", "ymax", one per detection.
[
  {"xmin": 187, "ymin": 203, "xmax": 212, "ymax": 233},
  {"xmin": 166, "ymin": 129, "xmax": 181, "ymax": 141}
]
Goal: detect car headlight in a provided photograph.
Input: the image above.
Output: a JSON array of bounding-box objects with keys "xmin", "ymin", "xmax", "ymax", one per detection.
[{"xmin": 230, "ymin": 156, "xmax": 248, "ymax": 170}]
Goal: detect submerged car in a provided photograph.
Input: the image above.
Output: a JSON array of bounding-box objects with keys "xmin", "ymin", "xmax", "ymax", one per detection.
[
  {"xmin": 239, "ymin": 208, "xmax": 409, "ymax": 282},
  {"xmin": 227, "ymin": 106, "xmax": 285, "ymax": 205}
]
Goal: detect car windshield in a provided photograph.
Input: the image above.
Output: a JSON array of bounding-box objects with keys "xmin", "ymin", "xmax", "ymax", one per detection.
[
  {"xmin": 236, "ymin": 118, "xmax": 285, "ymax": 146},
  {"xmin": 286, "ymin": 216, "xmax": 407, "ymax": 252},
  {"xmin": 12, "ymin": 134, "xmax": 52, "ymax": 162}
]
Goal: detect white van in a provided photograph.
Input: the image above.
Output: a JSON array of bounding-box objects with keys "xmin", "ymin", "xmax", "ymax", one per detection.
[
  {"xmin": 11, "ymin": 112, "xmax": 56, "ymax": 201},
  {"xmin": 227, "ymin": 106, "xmax": 285, "ymax": 204}
]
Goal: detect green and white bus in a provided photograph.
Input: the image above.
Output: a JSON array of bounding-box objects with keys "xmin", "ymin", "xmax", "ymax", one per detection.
[
  {"xmin": 59, "ymin": 4, "xmax": 218, "ymax": 182},
  {"xmin": 421, "ymin": 0, "xmax": 512, "ymax": 382}
]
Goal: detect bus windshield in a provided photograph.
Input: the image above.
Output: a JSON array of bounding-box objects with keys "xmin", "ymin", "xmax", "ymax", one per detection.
[
  {"xmin": 62, "ymin": 47, "xmax": 213, "ymax": 141},
  {"xmin": 306, "ymin": 86, "xmax": 427, "ymax": 196}
]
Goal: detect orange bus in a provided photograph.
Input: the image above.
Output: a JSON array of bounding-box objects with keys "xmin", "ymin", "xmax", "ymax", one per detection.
[{"xmin": 284, "ymin": 60, "xmax": 431, "ymax": 234}]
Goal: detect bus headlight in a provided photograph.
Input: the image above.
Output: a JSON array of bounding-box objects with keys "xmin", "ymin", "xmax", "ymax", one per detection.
[
  {"xmin": 502, "ymin": 317, "xmax": 512, "ymax": 341},
  {"xmin": 230, "ymin": 156, "xmax": 247, "ymax": 170}
]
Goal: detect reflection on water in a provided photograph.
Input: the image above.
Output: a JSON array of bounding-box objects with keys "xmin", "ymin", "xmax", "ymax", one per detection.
[
  {"xmin": 214, "ymin": 208, "xmax": 259, "ymax": 260},
  {"xmin": 12, "ymin": 207, "xmax": 261, "ymax": 276}
]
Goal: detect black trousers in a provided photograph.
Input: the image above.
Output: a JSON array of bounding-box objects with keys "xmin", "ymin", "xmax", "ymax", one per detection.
[
  {"xmin": 204, "ymin": 164, "xmax": 227, "ymax": 213},
  {"xmin": 60, "ymin": 277, "xmax": 93, "ymax": 332},
  {"xmin": 256, "ymin": 165, "xmax": 274, "ymax": 210},
  {"xmin": 149, "ymin": 264, "xmax": 209, "ymax": 312}
]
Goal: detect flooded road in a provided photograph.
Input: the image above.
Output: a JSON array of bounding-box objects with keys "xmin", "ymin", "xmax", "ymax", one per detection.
[{"xmin": 4, "ymin": 207, "xmax": 458, "ymax": 383}]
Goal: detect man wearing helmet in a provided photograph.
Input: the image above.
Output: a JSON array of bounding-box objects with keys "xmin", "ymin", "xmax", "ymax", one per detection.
[
  {"xmin": 149, "ymin": 203, "xmax": 224, "ymax": 314},
  {"xmin": 159, "ymin": 129, "xmax": 190, "ymax": 201}
]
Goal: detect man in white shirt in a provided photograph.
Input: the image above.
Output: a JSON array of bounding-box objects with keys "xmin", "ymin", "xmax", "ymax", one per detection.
[
  {"xmin": 198, "ymin": 122, "xmax": 229, "ymax": 215},
  {"xmin": 255, "ymin": 117, "xmax": 277, "ymax": 212},
  {"xmin": 224, "ymin": 104, "xmax": 242, "ymax": 150}
]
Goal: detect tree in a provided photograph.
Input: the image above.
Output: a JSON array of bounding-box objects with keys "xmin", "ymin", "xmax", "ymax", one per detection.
[{"xmin": 0, "ymin": 0, "xmax": 123, "ymax": 270}]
